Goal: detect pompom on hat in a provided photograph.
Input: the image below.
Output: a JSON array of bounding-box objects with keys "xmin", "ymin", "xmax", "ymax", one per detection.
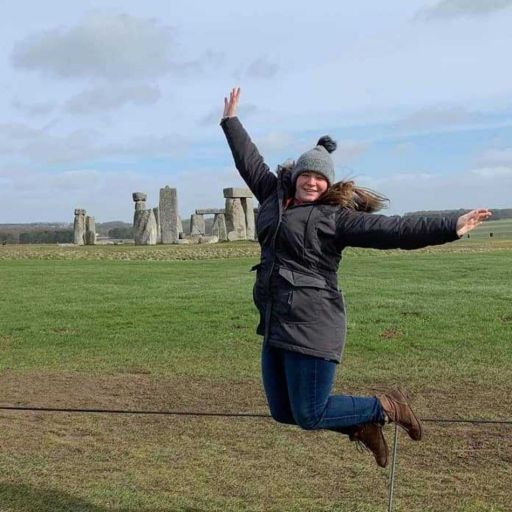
[{"xmin": 291, "ymin": 136, "xmax": 337, "ymax": 186}]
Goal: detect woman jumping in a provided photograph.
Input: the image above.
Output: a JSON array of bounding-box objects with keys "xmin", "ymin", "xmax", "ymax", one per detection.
[{"xmin": 220, "ymin": 87, "xmax": 491, "ymax": 467}]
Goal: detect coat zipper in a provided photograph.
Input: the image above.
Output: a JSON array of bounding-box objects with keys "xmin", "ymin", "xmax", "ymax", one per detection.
[{"xmin": 263, "ymin": 180, "xmax": 285, "ymax": 343}]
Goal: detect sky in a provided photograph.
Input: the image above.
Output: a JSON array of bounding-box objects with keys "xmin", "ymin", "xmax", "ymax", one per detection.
[{"xmin": 0, "ymin": 0, "xmax": 511, "ymax": 223}]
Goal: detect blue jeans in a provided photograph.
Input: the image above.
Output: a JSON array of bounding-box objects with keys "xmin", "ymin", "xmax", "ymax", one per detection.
[{"xmin": 261, "ymin": 343, "xmax": 384, "ymax": 433}]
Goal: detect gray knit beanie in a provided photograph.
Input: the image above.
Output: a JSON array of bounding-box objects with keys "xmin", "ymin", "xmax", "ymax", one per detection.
[{"xmin": 291, "ymin": 136, "xmax": 337, "ymax": 186}]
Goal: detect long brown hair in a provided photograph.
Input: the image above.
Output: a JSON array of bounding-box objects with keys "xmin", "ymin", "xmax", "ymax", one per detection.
[{"xmin": 320, "ymin": 180, "xmax": 388, "ymax": 213}]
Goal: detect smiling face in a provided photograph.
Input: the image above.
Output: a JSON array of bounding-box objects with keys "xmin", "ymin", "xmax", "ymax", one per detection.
[{"xmin": 294, "ymin": 171, "xmax": 329, "ymax": 203}]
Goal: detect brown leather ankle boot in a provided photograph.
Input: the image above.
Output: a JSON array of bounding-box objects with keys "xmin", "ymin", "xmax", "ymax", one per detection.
[
  {"xmin": 376, "ymin": 388, "xmax": 422, "ymax": 441},
  {"xmin": 350, "ymin": 423, "xmax": 389, "ymax": 468}
]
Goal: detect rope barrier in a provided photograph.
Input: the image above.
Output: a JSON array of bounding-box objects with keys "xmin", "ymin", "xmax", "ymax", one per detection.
[
  {"xmin": 421, "ymin": 417, "xmax": 512, "ymax": 425},
  {"xmin": 0, "ymin": 405, "xmax": 268, "ymax": 417},
  {"xmin": 1, "ymin": 405, "xmax": 511, "ymax": 425},
  {"xmin": 2, "ymin": 404, "xmax": 511, "ymax": 511}
]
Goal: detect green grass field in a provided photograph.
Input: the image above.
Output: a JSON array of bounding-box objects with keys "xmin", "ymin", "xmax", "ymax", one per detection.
[{"xmin": 0, "ymin": 219, "xmax": 511, "ymax": 511}]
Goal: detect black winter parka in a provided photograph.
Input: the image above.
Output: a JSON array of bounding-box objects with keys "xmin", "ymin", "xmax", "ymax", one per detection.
[{"xmin": 221, "ymin": 117, "xmax": 459, "ymax": 363}]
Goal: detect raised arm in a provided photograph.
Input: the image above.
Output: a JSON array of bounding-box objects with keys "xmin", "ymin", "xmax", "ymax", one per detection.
[
  {"xmin": 335, "ymin": 209, "xmax": 488, "ymax": 250},
  {"xmin": 220, "ymin": 88, "xmax": 277, "ymax": 204}
]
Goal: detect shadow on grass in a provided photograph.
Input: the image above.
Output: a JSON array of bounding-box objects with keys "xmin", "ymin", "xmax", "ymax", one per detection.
[
  {"xmin": 0, "ymin": 483, "xmax": 210, "ymax": 512},
  {"xmin": 0, "ymin": 483, "xmax": 107, "ymax": 512}
]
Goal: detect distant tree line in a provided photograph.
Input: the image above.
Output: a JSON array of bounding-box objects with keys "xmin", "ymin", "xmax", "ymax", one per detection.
[
  {"xmin": 107, "ymin": 226, "xmax": 133, "ymax": 239},
  {"xmin": 0, "ymin": 228, "xmax": 135, "ymax": 243},
  {"xmin": 404, "ymin": 208, "xmax": 512, "ymax": 220},
  {"xmin": 0, "ymin": 232, "xmax": 18, "ymax": 244},
  {"xmin": 0, "ymin": 223, "xmax": 133, "ymax": 244},
  {"xmin": 19, "ymin": 230, "xmax": 74, "ymax": 244},
  {"xmin": 0, "ymin": 230, "xmax": 74, "ymax": 244}
]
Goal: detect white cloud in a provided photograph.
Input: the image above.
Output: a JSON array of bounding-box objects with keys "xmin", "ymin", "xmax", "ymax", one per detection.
[
  {"xmin": 417, "ymin": 0, "xmax": 512, "ymax": 20},
  {"xmin": 476, "ymin": 148, "xmax": 512, "ymax": 167},
  {"xmin": 393, "ymin": 142, "xmax": 416, "ymax": 154},
  {"xmin": 11, "ymin": 99, "xmax": 56, "ymax": 117},
  {"xmin": 397, "ymin": 106, "xmax": 471, "ymax": 130},
  {"xmin": 0, "ymin": 122, "xmax": 39, "ymax": 141},
  {"xmin": 471, "ymin": 166, "xmax": 512, "ymax": 178},
  {"xmin": 334, "ymin": 141, "xmax": 370, "ymax": 165},
  {"xmin": 376, "ymin": 172, "xmax": 436, "ymax": 183},
  {"xmin": 0, "ymin": 165, "xmax": 245, "ymax": 223},
  {"xmin": 11, "ymin": 13, "xmax": 177, "ymax": 80},
  {"xmin": 65, "ymin": 83, "xmax": 161, "ymax": 114},
  {"xmin": 360, "ymin": 168, "xmax": 510, "ymax": 214},
  {"xmin": 254, "ymin": 131, "xmax": 295, "ymax": 154},
  {"xmin": 49, "ymin": 169, "xmax": 101, "ymax": 189},
  {"xmin": 0, "ymin": 123, "xmax": 40, "ymax": 154},
  {"xmin": 105, "ymin": 136, "xmax": 187, "ymax": 160},
  {"xmin": 10, "ymin": 13, "xmax": 225, "ymax": 84},
  {"xmin": 242, "ymin": 57, "xmax": 279, "ymax": 79},
  {"xmin": 0, "ymin": 121, "xmax": 189, "ymax": 165},
  {"xmin": 22, "ymin": 129, "xmax": 101, "ymax": 164}
]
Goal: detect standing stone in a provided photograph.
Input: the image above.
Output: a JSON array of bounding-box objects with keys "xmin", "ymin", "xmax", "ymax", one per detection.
[
  {"xmin": 190, "ymin": 213, "xmax": 205, "ymax": 235},
  {"xmin": 225, "ymin": 198, "xmax": 246, "ymax": 241},
  {"xmin": 73, "ymin": 209, "xmax": 86, "ymax": 245},
  {"xmin": 224, "ymin": 187, "xmax": 253, "ymax": 241},
  {"xmin": 85, "ymin": 216, "xmax": 96, "ymax": 245},
  {"xmin": 212, "ymin": 213, "xmax": 228, "ymax": 241},
  {"xmin": 153, "ymin": 207, "xmax": 161, "ymax": 243},
  {"xmin": 132, "ymin": 192, "xmax": 157, "ymax": 245},
  {"xmin": 134, "ymin": 210, "xmax": 158, "ymax": 245},
  {"xmin": 159, "ymin": 186, "xmax": 179, "ymax": 244},
  {"xmin": 242, "ymin": 197, "xmax": 255, "ymax": 240}
]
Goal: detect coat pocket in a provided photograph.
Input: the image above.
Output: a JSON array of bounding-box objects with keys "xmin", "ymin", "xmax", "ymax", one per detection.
[{"xmin": 273, "ymin": 268, "xmax": 333, "ymax": 324}]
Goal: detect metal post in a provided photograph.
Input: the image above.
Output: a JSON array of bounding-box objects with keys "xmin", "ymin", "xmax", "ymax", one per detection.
[{"xmin": 388, "ymin": 425, "xmax": 399, "ymax": 512}]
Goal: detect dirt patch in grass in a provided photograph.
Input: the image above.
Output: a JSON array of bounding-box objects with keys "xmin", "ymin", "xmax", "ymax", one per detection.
[
  {"xmin": 400, "ymin": 310, "xmax": 422, "ymax": 317},
  {"xmin": 0, "ymin": 335, "xmax": 14, "ymax": 349},
  {"xmin": 0, "ymin": 372, "xmax": 511, "ymax": 511},
  {"xmin": 0, "ymin": 371, "xmax": 266, "ymax": 414},
  {"xmin": 2, "ymin": 370, "xmax": 510, "ymax": 426},
  {"xmin": 379, "ymin": 327, "xmax": 404, "ymax": 340}
]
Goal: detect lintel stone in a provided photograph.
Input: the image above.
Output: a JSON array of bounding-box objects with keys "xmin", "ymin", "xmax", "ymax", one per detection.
[
  {"xmin": 223, "ymin": 187, "xmax": 253, "ymax": 198},
  {"xmin": 132, "ymin": 192, "xmax": 147, "ymax": 201},
  {"xmin": 195, "ymin": 208, "xmax": 226, "ymax": 215}
]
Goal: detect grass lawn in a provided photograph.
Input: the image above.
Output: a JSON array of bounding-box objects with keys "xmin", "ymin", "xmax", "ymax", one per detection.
[{"xmin": 0, "ymin": 220, "xmax": 511, "ymax": 511}]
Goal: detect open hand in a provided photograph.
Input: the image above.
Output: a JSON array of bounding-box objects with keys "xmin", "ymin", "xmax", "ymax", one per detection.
[
  {"xmin": 223, "ymin": 87, "xmax": 240, "ymax": 118},
  {"xmin": 456, "ymin": 209, "xmax": 492, "ymax": 237}
]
